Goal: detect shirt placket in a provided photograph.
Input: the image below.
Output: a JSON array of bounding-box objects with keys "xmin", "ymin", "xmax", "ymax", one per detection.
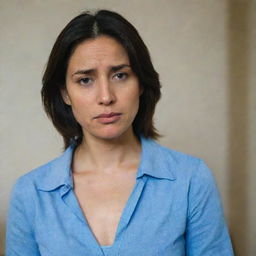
[
  {"xmin": 61, "ymin": 184, "xmax": 104, "ymax": 256},
  {"xmin": 107, "ymin": 175, "xmax": 148, "ymax": 256},
  {"xmin": 61, "ymin": 175, "xmax": 147, "ymax": 256}
]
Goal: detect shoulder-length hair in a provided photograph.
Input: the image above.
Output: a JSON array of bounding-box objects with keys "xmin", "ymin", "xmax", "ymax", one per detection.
[{"xmin": 41, "ymin": 9, "xmax": 161, "ymax": 149}]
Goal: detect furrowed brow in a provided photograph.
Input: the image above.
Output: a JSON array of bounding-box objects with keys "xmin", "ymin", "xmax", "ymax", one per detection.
[
  {"xmin": 72, "ymin": 69, "xmax": 95, "ymax": 77},
  {"xmin": 111, "ymin": 64, "xmax": 131, "ymax": 72},
  {"xmin": 71, "ymin": 64, "xmax": 131, "ymax": 77}
]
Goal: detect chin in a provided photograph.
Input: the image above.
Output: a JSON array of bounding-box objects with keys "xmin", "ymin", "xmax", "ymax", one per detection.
[{"xmin": 88, "ymin": 126, "xmax": 133, "ymax": 141}]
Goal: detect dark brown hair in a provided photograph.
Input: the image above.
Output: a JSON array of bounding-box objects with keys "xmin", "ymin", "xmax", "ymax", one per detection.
[{"xmin": 41, "ymin": 10, "xmax": 161, "ymax": 149}]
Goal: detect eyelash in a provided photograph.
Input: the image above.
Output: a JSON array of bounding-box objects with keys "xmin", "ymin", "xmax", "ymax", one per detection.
[
  {"xmin": 113, "ymin": 72, "xmax": 128, "ymax": 81},
  {"xmin": 77, "ymin": 72, "xmax": 129, "ymax": 86},
  {"xmin": 78, "ymin": 77, "xmax": 92, "ymax": 86}
]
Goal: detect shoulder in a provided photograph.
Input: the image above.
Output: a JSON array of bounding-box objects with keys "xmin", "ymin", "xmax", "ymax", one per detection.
[
  {"xmin": 166, "ymin": 142, "xmax": 215, "ymax": 184},
  {"xmin": 157, "ymin": 141, "xmax": 201, "ymax": 166},
  {"xmin": 151, "ymin": 139, "xmax": 212, "ymax": 180},
  {"xmin": 10, "ymin": 159, "xmax": 55, "ymax": 203},
  {"xmin": 153, "ymin": 140, "xmax": 221, "ymax": 211},
  {"xmin": 12, "ymin": 145, "xmax": 74, "ymax": 194},
  {"xmin": 14, "ymin": 156, "xmax": 59, "ymax": 189}
]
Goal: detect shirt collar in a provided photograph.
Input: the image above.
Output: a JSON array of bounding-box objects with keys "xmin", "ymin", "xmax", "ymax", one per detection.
[
  {"xmin": 137, "ymin": 136, "xmax": 176, "ymax": 180},
  {"xmin": 37, "ymin": 136, "xmax": 176, "ymax": 191},
  {"xmin": 37, "ymin": 145, "xmax": 74, "ymax": 191}
]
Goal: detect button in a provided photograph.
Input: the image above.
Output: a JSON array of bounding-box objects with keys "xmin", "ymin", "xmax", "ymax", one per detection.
[{"xmin": 62, "ymin": 184, "xmax": 70, "ymax": 194}]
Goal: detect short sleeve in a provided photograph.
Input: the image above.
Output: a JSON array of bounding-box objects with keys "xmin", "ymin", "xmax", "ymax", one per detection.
[
  {"xmin": 185, "ymin": 160, "xmax": 234, "ymax": 256},
  {"xmin": 6, "ymin": 177, "xmax": 40, "ymax": 256}
]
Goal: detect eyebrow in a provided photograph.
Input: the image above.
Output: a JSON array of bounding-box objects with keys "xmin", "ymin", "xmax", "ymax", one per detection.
[{"xmin": 71, "ymin": 64, "xmax": 131, "ymax": 77}]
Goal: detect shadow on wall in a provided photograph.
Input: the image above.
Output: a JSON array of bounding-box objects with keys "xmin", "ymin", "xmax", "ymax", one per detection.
[{"xmin": 227, "ymin": 0, "xmax": 251, "ymax": 255}]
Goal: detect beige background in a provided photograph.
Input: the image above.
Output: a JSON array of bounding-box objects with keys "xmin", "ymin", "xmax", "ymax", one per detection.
[{"xmin": 0, "ymin": 0, "xmax": 255, "ymax": 255}]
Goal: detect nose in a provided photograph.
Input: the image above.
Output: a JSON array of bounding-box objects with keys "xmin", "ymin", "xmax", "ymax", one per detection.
[{"xmin": 97, "ymin": 78, "xmax": 116, "ymax": 106}]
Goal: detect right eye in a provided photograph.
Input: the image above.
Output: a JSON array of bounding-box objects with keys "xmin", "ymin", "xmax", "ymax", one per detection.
[{"xmin": 78, "ymin": 77, "xmax": 93, "ymax": 86}]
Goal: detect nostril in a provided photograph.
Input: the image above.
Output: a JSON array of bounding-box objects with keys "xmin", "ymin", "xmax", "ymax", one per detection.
[
  {"xmin": 102, "ymin": 99, "xmax": 114, "ymax": 105},
  {"xmin": 98, "ymin": 91, "xmax": 116, "ymax": 105}
]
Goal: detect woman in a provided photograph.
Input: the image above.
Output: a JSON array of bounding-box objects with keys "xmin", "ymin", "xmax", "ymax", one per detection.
[{"xmin": 6, "ymin": 10, "xmax": 234, "ymax": 256}]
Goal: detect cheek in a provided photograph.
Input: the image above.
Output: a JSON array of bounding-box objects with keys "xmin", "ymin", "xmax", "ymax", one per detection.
[
  {"xmin": 125, "ymin": 89, "xmax": 140, "ymax": 116},
  {"xmin": 68, "ymin": 90, "xmax": 91, "ymax": 110},
  {"xmin": 129, "ymin": 86, "xmax": 141, "ymax": 104},
  {"xmin": 69, "ymin": 97, "xmax": 91, "ymax": 122}
]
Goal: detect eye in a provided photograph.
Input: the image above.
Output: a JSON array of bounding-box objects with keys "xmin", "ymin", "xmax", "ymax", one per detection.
[
  {"xmin": 78, "ymin": 77, "xmax": 93, "ymax": 86},
  {"xmin": 113, "ymin": 72, "xmax": 128, "ymax": 81}
]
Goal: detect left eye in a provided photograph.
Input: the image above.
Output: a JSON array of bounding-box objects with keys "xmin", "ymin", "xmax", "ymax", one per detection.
[{"xmin": 114, "ymin": 72, "xmax": 128, "ymax": 80}]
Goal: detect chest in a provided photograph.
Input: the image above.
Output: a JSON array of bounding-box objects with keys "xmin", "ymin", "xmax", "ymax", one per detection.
[
  {"xmin": 34, "ymin": 177, "xmax": 187, "ymax": 255},
  {"xmin": 73, "ymin": 170, "xmax": 137, "ymax": 246}
]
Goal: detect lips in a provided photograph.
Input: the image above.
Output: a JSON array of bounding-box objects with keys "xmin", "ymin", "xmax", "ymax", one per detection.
[
  {"xmin": 96, "ymin": 112, "xmax": 122, "ymax": 118},
  {"xmin": 94, "ymin": 112, "xmax": 122, "ymax": 124}
]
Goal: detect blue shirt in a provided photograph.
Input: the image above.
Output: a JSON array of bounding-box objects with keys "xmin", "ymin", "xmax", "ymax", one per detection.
[{"xmin": 6, "ymin": 137, "xmax": 234, "ymax": 256}]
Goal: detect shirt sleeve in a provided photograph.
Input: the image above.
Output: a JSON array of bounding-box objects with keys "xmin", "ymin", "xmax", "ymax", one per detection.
[
  {"xmin": 185, "ymin": 160, "xmax": 234, "ymax": 256},
  {"xmin": 6, "ymin": 177, "xmax": 40, "ymax": 256}
]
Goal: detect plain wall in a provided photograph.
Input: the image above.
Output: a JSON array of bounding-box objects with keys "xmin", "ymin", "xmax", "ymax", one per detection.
[{"xmin": 0, "ymin": 0, "xmax": 255, "ymax": 255}]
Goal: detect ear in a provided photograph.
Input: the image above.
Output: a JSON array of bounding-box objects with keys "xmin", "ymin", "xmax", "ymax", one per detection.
[{"xmin": 61, "ymin": 89, "xmax": 71, "ymax": 105}]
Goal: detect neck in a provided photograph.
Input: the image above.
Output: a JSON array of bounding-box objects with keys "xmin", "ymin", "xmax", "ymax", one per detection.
[{"xmin": 73, "ymin": 130, "xmax": 141, "ymax": 173}]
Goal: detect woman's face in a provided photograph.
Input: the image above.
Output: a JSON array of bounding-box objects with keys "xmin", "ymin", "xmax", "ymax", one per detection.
[{"xmin": 63, "ymin": 36, "xmax": 141, "ymax": 141}]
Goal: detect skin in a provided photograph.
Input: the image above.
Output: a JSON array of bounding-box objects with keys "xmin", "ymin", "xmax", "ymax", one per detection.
[
  {"xmin": 62, "ymin": 36, "xmax": 142, "ymax": 246},
  {"xmin": 63, "ymin": 35, "xmax": 142, "ymax": 142}
]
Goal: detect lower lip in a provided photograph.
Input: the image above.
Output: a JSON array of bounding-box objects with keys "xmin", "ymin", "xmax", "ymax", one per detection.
[{"xmin": 96, "ymin": 114, "xmax": 122, "ymax": 124}]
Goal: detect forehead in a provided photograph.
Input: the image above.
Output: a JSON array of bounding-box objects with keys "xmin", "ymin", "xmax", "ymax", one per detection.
[{"xmin": 68, "ymin": 36, "xmax": 130, "ymax": 70}]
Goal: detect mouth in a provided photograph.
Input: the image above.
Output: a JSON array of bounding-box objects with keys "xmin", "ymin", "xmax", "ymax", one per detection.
[
  {"xmin": 94, "ymin": 112, "xmax": 122, "ymax": 124},
  {"xmin": 96, "ymin": 112, "xmax": 122, "ymax": 118}
]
